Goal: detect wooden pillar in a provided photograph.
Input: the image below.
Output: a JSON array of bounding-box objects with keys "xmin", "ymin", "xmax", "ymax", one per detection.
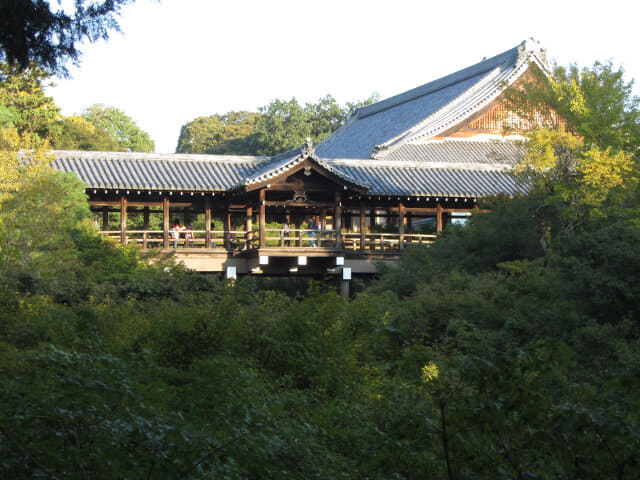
[
  {"xmin": 320, "ymin": 207, "xmax": 327, "ymax": 247},
  {"xmin": 102, "ymin": 206, "xmax": 109, "ymax": 230},
  {"xmin": 143, "ymin": 206, "xmax": 150, "ymax": 230},
  {"xmin": 399, "ymin": 202, "xmax": 405, "ymax": 250},
  {"xmin": 163, "ymin": 196, "xmax": 170, "ymax": 249},
  {"xmin": 245, "ymin": 206, "xmax": 253, "ymax": 249},
  {"xmin": 407, "ymin": 212, "xmax": 413, "ymax": 232},
  {"xmin": 335, "ymin": 192, "xmax": 343, "ymax": 248},
  {"xmin": 359, "ymin": 202, "xmax": 366, "ymax": 251},
  {"xmin": 259, "ymin": 189, "xmax": 266, "ymax": 249},
  {"xmin": 183, "ymin": 205, "xmax": 190, "ymax": 226},
  {"xmin": 224, "ymin": 207, "xmax": 231, "ymax": 250},
  {"xmin": 120, "ymin": 196, "xmax": 127, "ymax": 244},
  {"xmin": 436, "ymin": 203, "xmax": 444, "ymax": 233},
  {"xmin": 369, "ymin": 207, "xmax": 377, "ymax": 251},
  {"xmin": 204, "ymin": 196, "xmax": 212, "ymax": 249}
]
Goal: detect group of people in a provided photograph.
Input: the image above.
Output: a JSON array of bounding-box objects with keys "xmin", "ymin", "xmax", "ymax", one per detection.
[
  {"xmin": 171, "ymin": 220, "xmax": 194, "ymax": 248},
  {"xmin": 281, "ymin": 216, "xmax": 319, "ymax": 247}
]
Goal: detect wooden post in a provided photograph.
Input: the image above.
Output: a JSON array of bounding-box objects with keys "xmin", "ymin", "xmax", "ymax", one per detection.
[
  {"xmin": 143, "ymin": 206, "xmax": 150, "ymax": 230},
  {"xmin": 399, "ymin": 202, "xmax": 405, "ymax": 250},
  {"xmin": 246, "ymin": 206, "xmax": 253, "ymax": 250},
  {"xmin": 436, "ymin": 203, "xmax": 444, "ymax": 233},
  {"xmin": 224, "ymin": 207, "xmax": 231, "ymax": 250},
  {"xmin": 320, "ymin": 208, "xmax": 327, "ymax": 247},
  {"xmin": 102, "ymin": 206, "xmax": 109, "ymax": 230},
  {"xmin": 204, "ymin": 196, "xmax": 212, "ymax": 249},
  {"xmin": 120, "ymin": 196, "xmax": 127, "ymax": 244},
  {"xmin": 369, "ymin": 207, "xmax": 376, "ymax": 251},
  {"xmin": 183, "ymin": 205, "xmax": 190, "ymax": 226},
  {"xmin": 259, "ymin": 189, "xmax": 266, "ymax": 248},
  {"xmin": 407, "ymin": 212, "xmax": 413, "ymax": 232},
  {"xmin": 335, "ymin": 192, "xmax": 343, "ymax": 248},
  {"xmin": 359, "ymin": 202, "xmax": 366, "ymax": 251},
  {"xmin": 163, "ymin": 196, "xmax": 170, "ymax": 249}
]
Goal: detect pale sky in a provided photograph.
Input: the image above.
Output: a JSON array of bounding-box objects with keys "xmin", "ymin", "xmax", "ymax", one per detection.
[{"xmin": 47, "ymin": 0, "xmax": 640, "ymax": 153}]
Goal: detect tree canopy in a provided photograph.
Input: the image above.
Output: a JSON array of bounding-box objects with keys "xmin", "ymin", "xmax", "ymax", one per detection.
[
  {"xmin": 1, "ymin": 58, "xmax": 640, "ymax": 478},
  {"xmin": 0, "ymin": 0, "xmax": 133, "ymax": 76},
  {"xmin": 80, "ymin": 104, "xmax": 154, "ymax": 152},
  {"xmin": 176, "ymin": 94, "xmax": 378, "ymax": 156},
  {"xmin": 176, "ymin": 111, "xmax": 260, "ymax": 155}
]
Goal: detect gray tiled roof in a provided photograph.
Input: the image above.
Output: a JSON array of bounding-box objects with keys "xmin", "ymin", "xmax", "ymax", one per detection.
[
  {"xmin": 50, "ymin": 149, "xmax": 527, "ymax": 199},
  {"xmin": 327, "ymin": 159, "xmax": 528, "ymax": 197},
  {"xmin": 316, "ymin": 39, "xmax": 548, "ymax": 159},
  {"xmin": 382, "ymin": 139, "xmax": 526, "ymax": 165},
  {"xmin": 49, "ymin": 40, "xmax": 545, "ymax": 200},
  {"xmin": 243, "ymin": 150, "xmax": 366, "ymax": 188},
  {"xmin": 52, "ymin": 151, "xmax": 267, "ymax": 191}
]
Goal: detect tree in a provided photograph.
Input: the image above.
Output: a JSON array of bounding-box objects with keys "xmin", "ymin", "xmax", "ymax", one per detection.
[
  {"xmin": 506, "ymin": 61, "xmax": 640, "ymax": 156},
  {"xmin": 53, "ymin": 115, "xmax": 121, "ymax": 151},
  {"xmin": 175, "ymin": 94, "xmax": 378, "ymax": 156},
  {"xmin": 0, "ymin": 128, "xmax": 90, "ymax": 280},
  {"xmin": 175, "ymin": 111, "xmax": 261, "ymax": 155},
  {"xmin": 253, "ymin": 98, "xmax": 311, "ymax": 155},
  {"xmin": 81, "ymin": 104, "xmax": 154, "ymax": 152},
  {"xmin": 0, "ymin": 0, "xmax": 134, "ymax": 76},
  {"xmin": 0, "ymin": 62, "xmax": 61, "ymax": 144},
  {"xmin": 253, "ymin": 94, "xmax": 377, "ymax": 155}
]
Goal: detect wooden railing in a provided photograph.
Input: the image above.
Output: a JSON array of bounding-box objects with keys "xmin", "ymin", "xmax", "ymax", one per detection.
[
  {"xmin": 261, "ymin": 228, "xmax": 338, "ymax": 248},
  {"xmin": 342, "ymin": 232, "xmax": 437, "ymax": 251},
  {"xmin": 100, "ymin": 229, "xmax": 436, "ymax": 251}
]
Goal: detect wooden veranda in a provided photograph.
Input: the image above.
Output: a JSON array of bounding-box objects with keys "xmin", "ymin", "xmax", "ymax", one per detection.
[{"xmin": 88, "ymin": 153, "xmax": 478, "ymax": 275}]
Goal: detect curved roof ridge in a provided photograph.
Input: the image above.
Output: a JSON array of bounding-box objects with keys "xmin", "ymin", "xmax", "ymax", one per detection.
[
  {"xmin": 242, "ymin": 150, "xmax": 367, "ymax": 189},
  {"xmin": 355, "ymin": 44, "xmax": 519, "ymax": 120},
  {"xmin": 374, "ymin": 42, "xmax": 548, "ymax": 159},
  {"xmin": 407, "ymin": 135, "xmax": 528, "ymax": 144},
  {"xmin": 326, "ymin": 158, "xmax": 514, "ymax": 171},
  {"xmin": 52, "ymin": 150, "xmax": 268, "ymax": 164},
  {"xmin": 372, "ymin": 64, "xmax": 508, "ymax": 154}
]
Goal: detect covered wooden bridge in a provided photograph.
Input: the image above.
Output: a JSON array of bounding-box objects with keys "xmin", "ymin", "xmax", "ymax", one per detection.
[{"xmin": 50, "ymin": 39, "xmax": 552, "ymax": 278}]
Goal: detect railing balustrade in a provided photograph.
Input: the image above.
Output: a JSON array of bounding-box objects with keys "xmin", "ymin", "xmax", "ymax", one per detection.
[{"xmin": 99, "ymin": 229, "xmax": 436, "ymax": 252}]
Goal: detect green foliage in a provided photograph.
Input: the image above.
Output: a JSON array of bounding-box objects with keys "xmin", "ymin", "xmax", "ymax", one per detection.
[
  {"xmin": 176, "ymin": 111, "xmax": 261, "ymax": 154},
  {"xmin": 176, "ymin": 94, "xmax": 378, "ymax": 156},
  {"xmin": 506, "ymin": 60, "xmax": 640, "ymax": 155},
  {"xmin": 53, "ymin": 115, "xmax": 121, "ymax": 151},
  {"xmin": 0, "ymin": 0, "xmax": 133, "ymax": 76},
  {"xmin": 81, "ymin": 104, "xmax": 155, "ymax": 152},
  {"xmin": 1, "ymin": 55, "xmax": 640, "ymax": 478},
  {"xmin": 253, "ymin": 94, "xmax": 376, "ymax": 156},
  {"xmin": 0, "ymin": 62, "xmax": 61, "ymax": 144}
]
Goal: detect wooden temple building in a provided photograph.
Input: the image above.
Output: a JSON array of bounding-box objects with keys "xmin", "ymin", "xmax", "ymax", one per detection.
[{"xmin": 50, "ymin": 39, "xmax": 553, "ymax": 280}]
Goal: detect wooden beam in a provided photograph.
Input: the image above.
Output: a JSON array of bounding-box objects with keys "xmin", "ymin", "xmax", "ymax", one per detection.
[
  {"xmin": 183, "ymin": 205, "xmax": 190, "ymax": 226},
  {"xmin": 399, "ymin": 202, "xmax": 405, "ymax": 250},
  {"xmin": 246, "ymin": 206, "xmax": 253, "ymax": 250},
  {"xmin": 359, "ymin": 202, "xmax": 366, "ymax": 252},
  {"xmin": 120, "ymin": 196, "xmax": 127, "ymax": 244},
  {"xmin": 263, "ymin": 200, "xmax": 336, "ymax": 208},
  {"xmin": 89, "ymin": 200, "xmax": 192, "ymax": 207},
  {"xmin": 224, "ymin": 208, "xmax": 231, "ymax": 250},
  {"xmin": 143, "ymin": 206, "xmax": 150, "ymax": 230},
  {"xmin": 163, "ymin": 197, "xmax": 170, "ymax": 249},
  {"xmin": 320, "ymin": 207, "xmax": 327, "ymax": 247},
  {"xmin": 436, "ymin": 203, "xmax": 443, "ymax": 233},
  {"xmin": 335, "ymin": 192, "xmax": 343, "ymax": 248},
  {"xmin": 259, "ymin": 189, "xmax": 266, "ymax": 248},
  {"xmin": 204, "ymin": 196, "xmax": 212, "ymax": 249}
]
